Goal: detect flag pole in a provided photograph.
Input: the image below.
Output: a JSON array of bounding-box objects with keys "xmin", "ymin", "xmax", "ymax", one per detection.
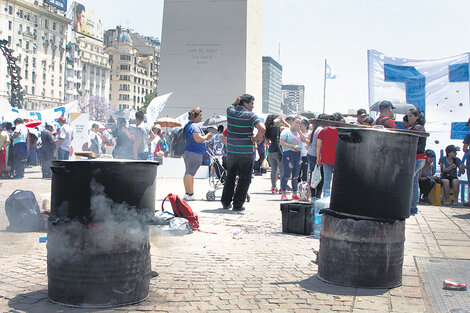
[{"xmin": 322, "ymin": 59, "xmax": 327, "ymax": 114}]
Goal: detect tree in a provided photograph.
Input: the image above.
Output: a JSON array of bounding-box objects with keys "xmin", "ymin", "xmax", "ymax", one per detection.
[
  {"xmin": 78, "ymin": 95, "xmax": 111, "ymax": 122},
  {"xmin": 141, "ymin": 91, "xmax": 158, "ymax": 113}
]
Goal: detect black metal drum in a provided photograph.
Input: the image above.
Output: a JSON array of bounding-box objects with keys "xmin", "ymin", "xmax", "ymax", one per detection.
[
  {"xmin": 331, "ymin": 128, "xmax": 419, "ymax": 220},
  {"xmin": 318, "ymin": 210, "xmax": 405, "ymax": 288},
  {"xmin": 48, "ymin": 160, "xmax": 158, "ymax": 307}
]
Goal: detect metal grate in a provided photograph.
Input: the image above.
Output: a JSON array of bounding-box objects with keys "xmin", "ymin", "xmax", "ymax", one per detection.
[{"xmin": 415, "ymin": 257, "xmax": 470, "ymax": 313}]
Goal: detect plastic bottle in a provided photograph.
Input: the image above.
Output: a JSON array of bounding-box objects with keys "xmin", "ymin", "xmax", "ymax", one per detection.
[{"xmin": 313, "ymin": 196, "xmax": 330, "ymax": 238}]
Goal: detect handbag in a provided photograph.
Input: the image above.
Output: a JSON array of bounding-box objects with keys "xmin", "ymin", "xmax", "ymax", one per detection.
[{"xmin": 311, "ymin": 165, "xmax": 322, "ymax": 188}]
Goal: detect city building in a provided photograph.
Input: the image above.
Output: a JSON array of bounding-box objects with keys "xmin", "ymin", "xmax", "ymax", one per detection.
[
  {"xmin": 262, "ymin": 56, "xmax": 282, "ymax": 114},
  {"xmin": 0, "ymin": 0, "xmax": 70, "ymax": 110},
  {"xmin": 282, "ymin": 84, "xmax": 305, "ymax": 114},
  {"xmin": 104, "ymin": 27, "xmax": 160, "ymax": 110},
  {"xmin": 158, "ymin": 0, "xmax": 263, "ymax": 117}
]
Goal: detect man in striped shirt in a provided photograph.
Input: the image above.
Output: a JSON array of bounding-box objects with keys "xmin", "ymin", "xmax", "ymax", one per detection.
[{"xmin": 221, "ymin": 94, "xmax": 266, "ymax": 212}]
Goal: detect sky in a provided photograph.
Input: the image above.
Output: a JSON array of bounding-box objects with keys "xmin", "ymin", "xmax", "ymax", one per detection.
[{"xmin": 74, "ymin": 0, "xmax": 470, "ymax": 114}]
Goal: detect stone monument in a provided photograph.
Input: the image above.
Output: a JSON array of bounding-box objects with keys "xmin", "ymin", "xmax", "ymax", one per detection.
[{"xmin": 158, "ymin": 0, "xmax": 263, "ymax": 118}]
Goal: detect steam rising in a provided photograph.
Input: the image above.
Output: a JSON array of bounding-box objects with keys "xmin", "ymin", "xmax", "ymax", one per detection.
[{"xmin": 48, "ymin": 178, "xmax": 149, "ymax": 260}]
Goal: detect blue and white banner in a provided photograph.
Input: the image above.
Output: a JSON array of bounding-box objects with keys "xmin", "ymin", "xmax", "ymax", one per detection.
[
  {"xmin": 368, "ymin": 50, "xmax": 470, "ymax": 157},
  {"xmin": 0, "ymin": 100, "xmax": 80, "ymax": 128}
]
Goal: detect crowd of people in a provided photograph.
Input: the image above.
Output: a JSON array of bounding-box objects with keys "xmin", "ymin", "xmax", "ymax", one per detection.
[
  {"xmin": 1, "ymin": 98, "xmax": 468, "ymax": 214},
  {"xmin": 0, "ymin": 116, "xmax": 74, "ymax": 179},
  {"xmin": 177, "ymin": 98, "xmax": 470, "ymax": 215}
]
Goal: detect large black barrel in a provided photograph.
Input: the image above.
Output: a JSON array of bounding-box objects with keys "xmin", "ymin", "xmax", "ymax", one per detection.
[
  {"xmin": 48, "ymin": 160, "xmax": 158, "ymax": 307},
  {"xmin": 331, "ymin": 128, "xmax": 419, "ymax": 220},
  {"xmin": 318, "ymin": 210, "xmax": 405, "ymax": 288},
  {"xmin": 50, "ymin": 160, "xmax": 158, "ymax": 221}
]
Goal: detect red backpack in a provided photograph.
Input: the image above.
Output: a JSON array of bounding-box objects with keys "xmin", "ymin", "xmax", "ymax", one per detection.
[{"xmin": 161, "ymin": 193, "xmax": 199, "ymax": 230}]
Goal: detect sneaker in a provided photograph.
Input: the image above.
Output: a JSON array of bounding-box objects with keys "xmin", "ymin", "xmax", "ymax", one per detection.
[
  {"xmin": 232, "ymin": 206, "xmax": 245, "ymax": 212},
  {"xmin": 292, "ymin": 194, "xmax": 300, "ymax": 200},
  {"xmin": 271, "ymin": 187, "xmax": 278, "ymax": 194},
  {"xmin": 183, "ymin": 194, "xmax": 195, "ymax": 201},
  {"xmin": 278, "ymin": 189, "xmax": 283, "ymax": 194},
  {"xmin": 281, "ymin": 195, "xmax": 288, "ymax": 200},
  {"xmin": 222, "ymin": 203, "xmax": 232, "ymax": 210}
]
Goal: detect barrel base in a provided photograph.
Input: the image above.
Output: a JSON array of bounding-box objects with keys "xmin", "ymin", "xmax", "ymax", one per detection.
[
  {"xmin": 48, "ymin": 245, "xmax": 151, "ymax": 308},
  {"xmin": 318, "ymin": 213, "xmax": 405, "ymax": 289},
  {"xmin": 48, "ymin": 294, "xmax": 149, "ymax": 309}
]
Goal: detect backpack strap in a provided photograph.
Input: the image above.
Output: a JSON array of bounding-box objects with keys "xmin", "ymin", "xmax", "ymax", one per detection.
[
  {"xmin": 161, "ymin": 193, "xmax": 173, "ymax": 212},
  {"xmin": 376, "ymin": 117, "xmax": 390, "ymax": 126}
]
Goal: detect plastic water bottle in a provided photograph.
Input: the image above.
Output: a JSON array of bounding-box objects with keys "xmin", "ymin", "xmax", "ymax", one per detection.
[{"xmin": 313, "ymin": 196, "xmax": 330, "ymax": 238}]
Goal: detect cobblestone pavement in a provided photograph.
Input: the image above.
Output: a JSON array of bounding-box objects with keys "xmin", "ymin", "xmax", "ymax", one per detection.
[{"xmin": 0, "ymin": 166, "xmax": 469, "ymax": 312}]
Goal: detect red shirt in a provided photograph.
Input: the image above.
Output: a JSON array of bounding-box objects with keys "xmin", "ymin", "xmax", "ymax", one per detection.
[
  {"xmin": 223, "ymin": 129, "xmax": 228, "ymax": 137},
  {"xmin": 318, "ymin": 127, "xmax": 338, "ymax": 165}
]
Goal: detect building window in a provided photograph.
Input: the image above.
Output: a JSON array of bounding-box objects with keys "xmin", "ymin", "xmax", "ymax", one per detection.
[
  {"xmin": 25, "ymin": 70, "xmax": 28, "ymax": 79},
  {"xmin": 25, "ymin": 41, "xmax": 29, "ymax": 50},
  {"xmin": 44, "ymin": 19, "xmax": 48, "ymax": 29},
  {"xmin": 8, "ymin": 21, "xmax": 12, "ymax": 30},
  {"xmin": 8, "ymin": 6, "xmax": 12, "ymax": 15},
  {"xmin": 32, "ymin": 86, "xmax": 35, "ymax": 95},
  {"xmin": 53, "ymin": 22, "xmax": 56, "ymax": 31},
  {"xmin": 59, "ymin": 24, "xmax": 64, "ymax": 34},
  {"xmin": 8, "ymin": 36, "xmax": 11, "ymax": 45}
]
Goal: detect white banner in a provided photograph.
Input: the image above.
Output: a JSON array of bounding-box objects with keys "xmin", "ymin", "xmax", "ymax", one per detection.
[
  {"xmin": 146, "ymin": 92, "xmax": 173, "ymax": 124},
  {"xmin": 70, "ymin": 112, "xmax": 89, "ymax": 158},
  {"xmin": 0, "ymin": 101, "xmax": 80, "ymax": 127},
  {"xmin": 368, "ymin": 50, "xmax": 470, "ymax": 158}
]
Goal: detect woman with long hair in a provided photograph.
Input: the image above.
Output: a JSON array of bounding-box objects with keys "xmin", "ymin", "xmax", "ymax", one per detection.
[
  {"xmin": 112, "ymin": 117, "xmax": 134, "ymax": 159},
  {"xmin": 407, "ymin": 108, "xmax": 427, "ymax": 214},
  {"xmin": 265, "ymin": 114, "xmax": 287, "ymax": 193}
]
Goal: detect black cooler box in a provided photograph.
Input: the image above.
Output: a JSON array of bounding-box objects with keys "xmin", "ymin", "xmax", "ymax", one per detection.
[{"xmin": 280, "ymin": 202, "xmax": 314, "ymax": 235}]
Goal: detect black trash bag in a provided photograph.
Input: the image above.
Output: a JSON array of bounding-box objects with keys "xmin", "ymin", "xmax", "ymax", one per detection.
[{"xmin": 5, "ymin": 190, "xmax": 45, "ymax": 232}]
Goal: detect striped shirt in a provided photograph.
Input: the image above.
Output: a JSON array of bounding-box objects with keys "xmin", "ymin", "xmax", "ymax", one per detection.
[{"xmin": 226, "ymin": 105, "xmax": 261, "ymax": 155}]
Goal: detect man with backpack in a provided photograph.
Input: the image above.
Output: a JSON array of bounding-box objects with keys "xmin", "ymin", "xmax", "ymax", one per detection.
[{"xmin": 373, "ymin": 100, "xmax": 397, "ymax": 129}]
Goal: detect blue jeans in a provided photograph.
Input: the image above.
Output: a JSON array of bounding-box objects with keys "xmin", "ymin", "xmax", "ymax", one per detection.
[
  {"xmin": 58, "ymin": 148, "xmax": 70, "ymax": 160},
  {"xmin": 281, "ymin": 150, "xmax": 301, "ymax": 194},
  {"xmin": 13, "ymin": 142, "xmax": 27, "ymax": 178},
  {"xmin": 322, "ymin": 163, "xmax": 334, "ymax": 197},
  {"xmin": 411, "ymin": 159, "xmax": 426, "ymax": 211}
]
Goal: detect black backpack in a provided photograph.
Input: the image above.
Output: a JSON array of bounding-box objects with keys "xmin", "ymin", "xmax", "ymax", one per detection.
[
  {"xmin": 5, "ymin": 190, "xmax": 45, "ymax": 232},
  {"xmin": 172, "ymin": 124, "xmax": 189, "ymax": 157}
]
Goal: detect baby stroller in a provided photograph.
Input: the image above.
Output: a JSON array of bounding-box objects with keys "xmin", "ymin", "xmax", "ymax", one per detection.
[{"xmin": 205, "ymin": 149, "xmax": 250, "ymax": 202}]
